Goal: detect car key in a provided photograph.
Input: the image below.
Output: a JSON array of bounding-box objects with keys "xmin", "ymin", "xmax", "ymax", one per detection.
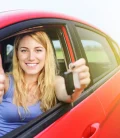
[{"xmin": 64, "ymin": 64, "xmax": 80, "ymax": 95}]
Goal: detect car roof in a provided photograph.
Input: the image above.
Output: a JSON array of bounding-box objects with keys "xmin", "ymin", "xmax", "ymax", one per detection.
[
  {"xmin": 0, "ymin": 10, "xmax": 95, "ymax": 29},
  {"xmin": 0, "ymin": 9, "xmax": 110, "ymax": 41}
]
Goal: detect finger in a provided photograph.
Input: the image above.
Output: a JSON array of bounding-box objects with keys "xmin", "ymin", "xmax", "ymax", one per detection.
[
  {"xmin": 0, "ymin": 84, "xmax": 5, "ymax": 93},
  {"xmin": 0, "ymin": 54, "xmax": 4, "ymax": 74},
  {"xmin": 72, "ymin": 65, "xmax": 89, "ymax": 73},
  {"xmin": 79, "ymin": 72, "xmax": 90, "ymax": 80},
  {"xmin": 0, "ymin": 75, "xmax": 5, "ymax": 84},
  {"xmin": 69, "ymin": 58, "xmax": 86, "ymax": 69},
  {"xmin": 80, "ymin": 78, "xmax": 91, "ymax": 87},
  {"xmin": 0, "ymin": 83, "xmax": 5, "ymax": 91}
]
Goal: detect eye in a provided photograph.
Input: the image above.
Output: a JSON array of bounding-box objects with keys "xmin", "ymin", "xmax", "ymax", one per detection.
[
  {"xmin": 21, "ymin": 49, "xmax": 27, "ymax": 52},
  {"xmin": 36, "ymin": 49, "xmax": 42, "ymax": 52}
]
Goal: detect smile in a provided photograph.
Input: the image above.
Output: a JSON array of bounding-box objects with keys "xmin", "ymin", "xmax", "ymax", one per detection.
[{"xmin": 26, "ymin": 63, "xmax": 38, "ymax": 67}]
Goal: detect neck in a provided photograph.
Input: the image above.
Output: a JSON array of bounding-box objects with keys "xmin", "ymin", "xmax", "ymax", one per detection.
[{"xmin": 24, "ymin": 74, "xmax": 39, "ymax": 85}]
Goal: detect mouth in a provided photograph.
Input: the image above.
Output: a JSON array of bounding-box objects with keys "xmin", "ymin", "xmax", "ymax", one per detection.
[{"xmin": 26, "ymin": 63, "xmax": 38, "ymax": 67}]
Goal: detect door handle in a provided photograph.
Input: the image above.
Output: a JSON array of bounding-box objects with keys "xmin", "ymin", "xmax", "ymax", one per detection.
[{"xmin": 82, "ymin": 123, "xmax": 100, "ymax": 138}]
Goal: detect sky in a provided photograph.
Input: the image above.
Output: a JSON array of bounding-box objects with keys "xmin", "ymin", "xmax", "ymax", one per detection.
[{"xmin": 1, "ymin": 0, "xmax": 120, "ymax": 45}]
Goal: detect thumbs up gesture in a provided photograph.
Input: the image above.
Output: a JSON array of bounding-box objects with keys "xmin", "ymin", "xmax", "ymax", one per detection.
[{"xmin": 0, "ymin": 55, "xmax": 5, "ymax": 103}]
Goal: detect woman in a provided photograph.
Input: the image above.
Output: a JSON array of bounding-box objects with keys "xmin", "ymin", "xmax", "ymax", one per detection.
[{"xmin": 0, "ymin": 31, "xmax": 90, "ymax": 136}]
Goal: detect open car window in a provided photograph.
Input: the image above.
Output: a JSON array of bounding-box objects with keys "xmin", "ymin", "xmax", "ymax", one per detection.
[
  {"xmin": 0, "ymin": 26, "xmax": 73, "ymax": 138},
  {"xmin": 0, "ymin": 20, "xmax": 93, "ymax": 138}
]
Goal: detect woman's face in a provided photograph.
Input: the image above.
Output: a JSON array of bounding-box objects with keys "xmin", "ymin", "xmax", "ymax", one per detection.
[{"xmin": 17, "ymin": 35, "xmax": 46, "ymax": 76}]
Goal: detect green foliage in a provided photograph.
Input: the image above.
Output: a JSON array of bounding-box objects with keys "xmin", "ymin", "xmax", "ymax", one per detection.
[{"xmin": 86, "ymin": 51, "xmax": 109, "ymax": 62}]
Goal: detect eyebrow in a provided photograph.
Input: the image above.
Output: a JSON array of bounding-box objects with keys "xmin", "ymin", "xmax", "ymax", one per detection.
[
  {"xmin": 35, "ymin": 47, "xmax": 44, "ymax": 49},
  {"xmin": 19, "ymin": 46, "xmax": 44, "ymax": 49},
  {"xmin": 20, "ymin": 47, "xmax": 28, "ymax": 49}
]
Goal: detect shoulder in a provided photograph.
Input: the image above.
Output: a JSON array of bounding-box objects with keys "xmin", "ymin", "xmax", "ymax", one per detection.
[{"xmin": 55, "ymin": 75, "xmax": 64, "ymax": 83}]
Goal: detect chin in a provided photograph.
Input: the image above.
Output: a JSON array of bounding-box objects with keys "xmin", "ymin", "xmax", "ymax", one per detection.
[
  {"xmin": 26, "ymin": 71, "xmax": 40, "ymax": 75},
  {"xmin": 24, "ymin": 70, "xmax": 41, "ymax": 76},
  {"xmin": 23, "ymin": 67, "xmax": 43, "ymax": 76}
]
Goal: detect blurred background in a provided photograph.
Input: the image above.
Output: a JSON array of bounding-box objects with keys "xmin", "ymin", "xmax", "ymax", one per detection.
[{"xmin": 1, "ymin": 0, "xmax": 120, "ymax": 45}]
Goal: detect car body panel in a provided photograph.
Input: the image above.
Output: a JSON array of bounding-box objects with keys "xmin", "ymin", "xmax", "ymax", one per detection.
[
  {"xmin": 0, "ymin": 10, "xmax": 105, "ymax": 35},
  {"xmin": 34, "ymin": 70, "xmax": 120, "ymax": 138},
  {"xmin": 35, "ymin": 93, "xmax": 105, "ymax": 138},
  {"xmin": 97, "ymin": 100, "xmax": 120, "ymax": 138},
  {"xmin": 0, "ymin": 10, "xmax": 86, "ymax": 29},
  {"xmin": 95, "ymin": 70, "xmax": 120, "ymax": 114}
]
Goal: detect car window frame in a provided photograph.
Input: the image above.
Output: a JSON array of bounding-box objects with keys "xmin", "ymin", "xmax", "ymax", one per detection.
[
  {"xmin": 68, "ymin": 21, "xmax": 120, "ymax": 89},
  {"xmin": 107, "ymin": 37, "xmax": 120, "ymax": 64}
]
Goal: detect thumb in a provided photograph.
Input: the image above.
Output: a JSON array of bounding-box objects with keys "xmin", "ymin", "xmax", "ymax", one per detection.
[{"xmin": 0, "ymin": 54, "xmax": 4, "ymax": 74}]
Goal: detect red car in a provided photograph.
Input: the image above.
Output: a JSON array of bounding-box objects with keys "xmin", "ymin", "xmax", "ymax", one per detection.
[{"xmin": 1, "ymin": 10, "xmax": 120, "ymax": 138}]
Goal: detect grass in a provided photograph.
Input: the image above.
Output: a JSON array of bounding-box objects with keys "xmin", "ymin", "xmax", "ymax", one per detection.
[
  {"xmin": 56, "ymin": 50, "xmax": 109, "ymax": 62},
  {"xmin": 86, "ymin": 51, "xmax": 109, "ymax": 62},
  {"xmin": 56, "ymin": 51, "xmax": 64, "ymax": 59}
]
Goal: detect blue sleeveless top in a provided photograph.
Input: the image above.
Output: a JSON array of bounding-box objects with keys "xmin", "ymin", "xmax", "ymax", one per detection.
[{"xmin": 0, "ymin": 75, "xmax": 43, "ymax": 137}]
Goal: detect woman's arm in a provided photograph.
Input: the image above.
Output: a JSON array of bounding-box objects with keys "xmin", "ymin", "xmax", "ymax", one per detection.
[{"xmin": 55, "ymin": 58, "xmax": 90, "ymax": 103}]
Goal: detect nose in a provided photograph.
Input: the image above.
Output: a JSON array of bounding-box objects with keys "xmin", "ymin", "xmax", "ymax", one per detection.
[{"xmin": 28, "ymin": 51, "xmax": 35, "ymax": 61}]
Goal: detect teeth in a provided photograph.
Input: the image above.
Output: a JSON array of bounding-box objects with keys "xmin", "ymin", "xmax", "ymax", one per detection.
[{"xmin": 26, "ymin": 64, "xmax": 37, "ymax": 67}]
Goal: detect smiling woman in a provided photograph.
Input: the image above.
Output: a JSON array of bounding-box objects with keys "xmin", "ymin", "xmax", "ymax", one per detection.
[{"xmin": 0, "ymin": 30, "xmax": 90, "ymax": 137}]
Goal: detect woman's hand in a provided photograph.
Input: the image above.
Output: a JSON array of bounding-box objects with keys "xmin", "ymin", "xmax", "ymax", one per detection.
[
  {"xmin": 55, "ymin": 58, "xmax": 90, "ymax": 103},
  {"xmin": 68, "ymin": 58, "xmax": 90, "ymax": 102},
  {"xmin": 69, "ymin": 58, "xmax": 90, "ymax": 90}
]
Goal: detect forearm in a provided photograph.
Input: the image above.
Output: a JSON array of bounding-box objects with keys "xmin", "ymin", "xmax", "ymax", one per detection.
[
  {"xmin": 55, "ymin": 75, "xmax": 87, "ymax": 103},
  {"xmin": 66, "ymin": 88, "xmax": 83, "ymax": 103},
  {"xmin": 55, "ymin": 77, "xmax": 83, "ymax": 103}
]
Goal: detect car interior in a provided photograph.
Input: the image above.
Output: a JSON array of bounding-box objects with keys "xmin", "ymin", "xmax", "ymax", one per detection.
[{"xmin": 0, "ymin": 28, "xmax": 67, "ymax": 77}]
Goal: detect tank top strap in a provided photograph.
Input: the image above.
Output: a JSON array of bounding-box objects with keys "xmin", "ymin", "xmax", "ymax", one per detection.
[{"xmin": 3, "ymin": 74, "xmax": 14, "ymax": 99}]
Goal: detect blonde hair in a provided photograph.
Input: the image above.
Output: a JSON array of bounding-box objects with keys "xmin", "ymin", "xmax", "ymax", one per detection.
[{"xmin": 12, "ymin": 31, "xmax": 57, "ymax": 112}]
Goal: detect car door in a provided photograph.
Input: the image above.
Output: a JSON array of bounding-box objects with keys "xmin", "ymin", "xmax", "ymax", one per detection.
[
  {"xmin": 72, "ymin": 22, "xmax": 120, "ymax": 138},
  {"xmin": 96, "ymin": 39, "xmax": 120, "ymax": 138}
]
